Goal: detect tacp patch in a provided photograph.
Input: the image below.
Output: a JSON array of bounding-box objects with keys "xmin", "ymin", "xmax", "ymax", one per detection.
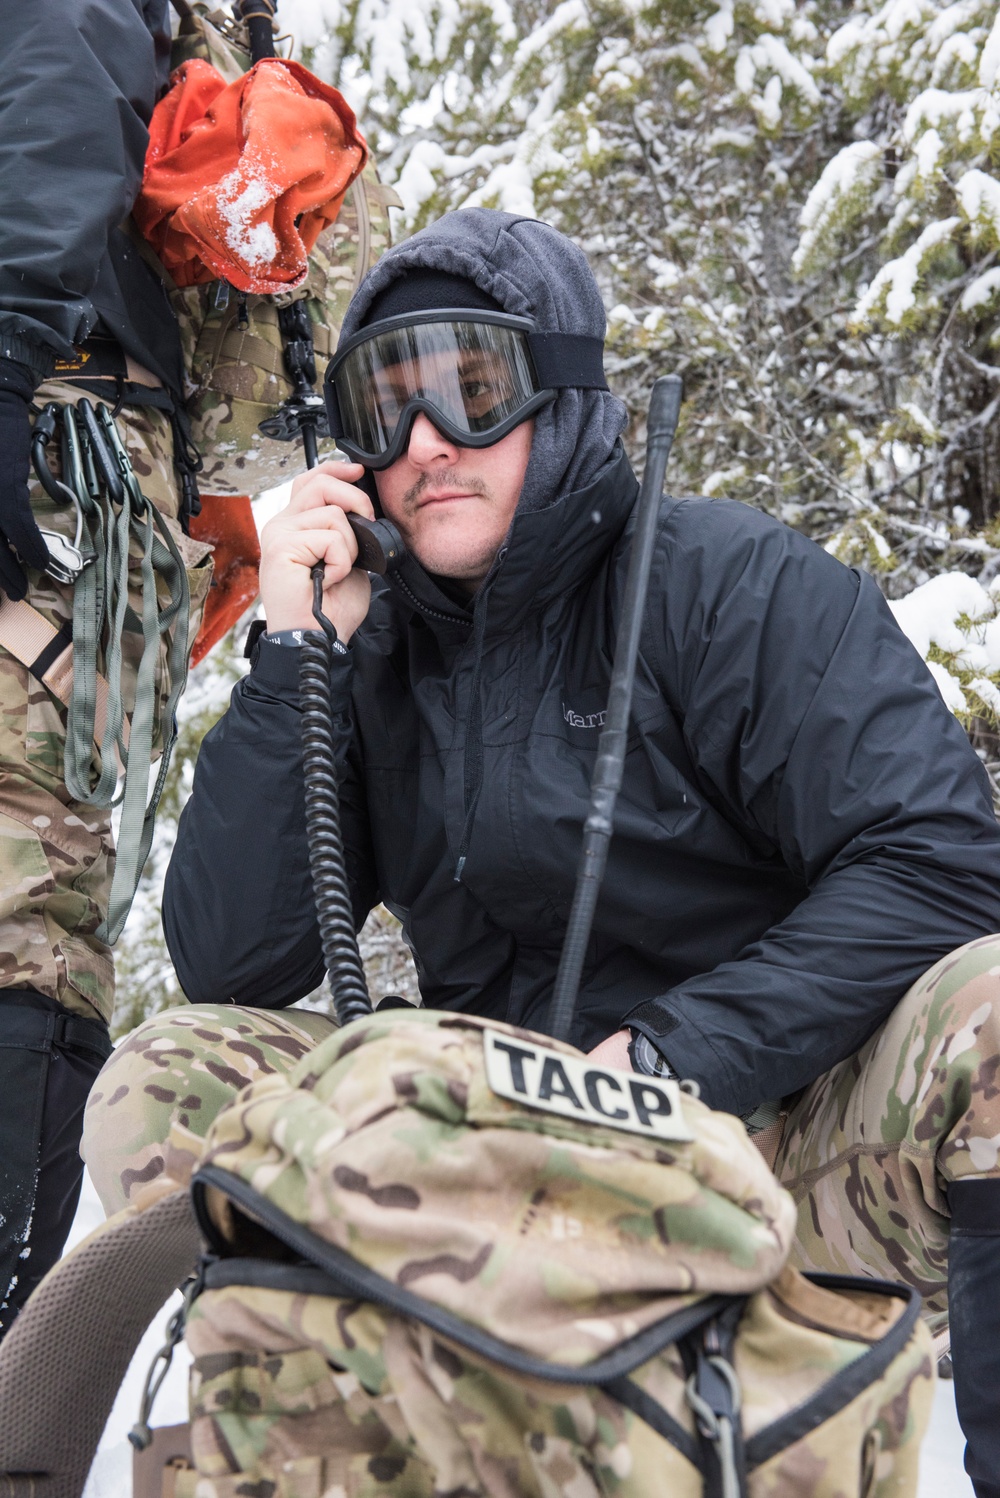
[{"xmin": 483, "ymin": 1030, "xmax": 694, "ymax": 1143}]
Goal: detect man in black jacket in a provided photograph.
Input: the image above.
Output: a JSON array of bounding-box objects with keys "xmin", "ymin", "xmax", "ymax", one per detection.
[
  {"xmin": 89, "ymin": 209, "xmax": 1000, "ymax": 1492},
  {"xmin": 0, "ymin": 0, "xmax": 203, "ymax": 1332}
]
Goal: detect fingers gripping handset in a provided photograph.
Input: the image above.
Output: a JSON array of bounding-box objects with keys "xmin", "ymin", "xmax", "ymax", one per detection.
[{"xmin": 258, "ymin": 460, "xmax": 403, "ymax": 644}]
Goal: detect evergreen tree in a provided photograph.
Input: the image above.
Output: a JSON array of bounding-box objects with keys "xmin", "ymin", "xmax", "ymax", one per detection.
[{"xmin": 290, "ymin": 0, "xmax": 1000, "ymax": 580}]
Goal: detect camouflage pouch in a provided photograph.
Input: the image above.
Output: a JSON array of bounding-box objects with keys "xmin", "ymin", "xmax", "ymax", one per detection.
[
  {"xmin": 178, "ymin": 1010, "xmax": 934, "ymax": 1498},
  {"xmin": 163, "ymin": 4, "xmax": 399, "ymax": 495}
]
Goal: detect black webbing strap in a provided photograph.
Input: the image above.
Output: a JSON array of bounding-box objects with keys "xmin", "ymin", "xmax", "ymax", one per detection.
[
  {"xmin": 599, "ymin": 1372, "xmax": 700, "ymax": 1464},
  {"xmin": 527, "ymin": 332, "xmax": 608, "ymax": 389},
  {"xmin": 52, "ymin": 1011, "xmax": 114, "ymax": 1061},
  {"xmin": 28, "ymin": 626, "xmax": 73, "ymax": 685},
  {"xmin": 0, "ymin": 995, "xmax": 111, "ymax": 1062}
]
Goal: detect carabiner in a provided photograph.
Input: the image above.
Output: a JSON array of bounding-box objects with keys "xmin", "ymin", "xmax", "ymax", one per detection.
[
  {"xmin": 62, "ymin": 405, "xmax": 89, "ymax": 511},
  {"xmin": 77, "ymin": 399, "xmax": 125, "ymax": 507},
  {"xmin": 96, "ymin": 402, "xmax": 147, "ymax": 515},
  {"xmin": 30, "ymin": 403, "xmax": 93, "ymax": 585},
  {"xmin": 30, "ymin": 403, "xmax": 77, "ymax": 509},
  {"xmin": 68, "ymin": 404, "xmax": 103, "ymax": 507}
]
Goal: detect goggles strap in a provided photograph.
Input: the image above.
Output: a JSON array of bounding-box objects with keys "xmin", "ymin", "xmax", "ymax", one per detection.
[{"xmin": 526, "ymin": 333, "xmax": 608, "ymax": 390}]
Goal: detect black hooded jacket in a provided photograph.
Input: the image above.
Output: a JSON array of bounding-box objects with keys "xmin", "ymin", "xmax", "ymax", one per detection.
[
  {"xmin": 0, "ymin": 1, "xmax": 181, "ymax": 394},
  {"xmin": 164, "ymin": 211, "xmax": 1000, "ymax": 1115}
]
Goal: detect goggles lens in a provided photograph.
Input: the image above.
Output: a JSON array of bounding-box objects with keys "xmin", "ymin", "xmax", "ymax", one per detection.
[{"xmin": 331, "ymin": 319, "xmax": 541, "ymax": 462}]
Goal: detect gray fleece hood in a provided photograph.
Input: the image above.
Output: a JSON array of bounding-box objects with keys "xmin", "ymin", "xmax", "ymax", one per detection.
[{"xmin": 338, "ymin": 209, "xmax": 628, "ymax": 511}]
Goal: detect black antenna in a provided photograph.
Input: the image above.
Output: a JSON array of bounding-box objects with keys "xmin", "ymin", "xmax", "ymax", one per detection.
[
  {"xmin": 247, "ymin": 0, "xmax": 333, "ymax": 488},
  {"xmin": 238, "ymin": 0, "xmax": 277, "ymax": 60},
  {"xmin": 548, "ymin": 375, "xmax": 683, "ymax": 1043}
]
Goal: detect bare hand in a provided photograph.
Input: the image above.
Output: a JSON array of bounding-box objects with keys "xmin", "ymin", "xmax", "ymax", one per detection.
[
  {"xmin": 587, "ymin": 1029, "xmax": 632, "ymax": 1070},
  {"xmin": 259, "ymin": 460, "xmax": 373, "ymax": 641}
]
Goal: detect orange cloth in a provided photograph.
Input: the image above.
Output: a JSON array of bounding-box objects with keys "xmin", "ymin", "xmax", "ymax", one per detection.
[
  {"xmin": 135, "ymin": 58, "xmax": 367, "ymax": 292},
  {"xmin": 188, "ymin": 495, "xmax": 261, "ymax": 667}
]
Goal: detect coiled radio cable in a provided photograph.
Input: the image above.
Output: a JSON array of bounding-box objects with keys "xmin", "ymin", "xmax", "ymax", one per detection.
[{"xmin": 299, "ymin": 563, "xmax": 373, "ymax": 1025}]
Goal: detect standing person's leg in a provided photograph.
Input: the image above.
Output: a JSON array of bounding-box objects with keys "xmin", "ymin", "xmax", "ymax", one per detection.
[
  {"xmin": 0, "ymin": 993, "xmax": 113, "ymax": 1326},
  {"xmin": 776, "ymin": 933, "xmax": 1000, "ymax": 1498},
  {"xmin": 0, "ymin": 385, "xmax": 211, "ymax": 1334},
  {"xmin": 81, "ymin": 1004, "xmax": 337, "ymax": 1215}
]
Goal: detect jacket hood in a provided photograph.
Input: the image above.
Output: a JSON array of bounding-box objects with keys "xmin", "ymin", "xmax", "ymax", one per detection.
[{"xmin": 339, "ymin": 209, "xmax": 629, "ymax": 513}]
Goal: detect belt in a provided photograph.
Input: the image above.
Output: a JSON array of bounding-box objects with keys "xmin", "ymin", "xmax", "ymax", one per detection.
[
  {"xmin": 52, "ymin": 338, "xmax": 163, "ymax": 391},
  {"xmin": 0, "ymin": 991, "xmax": 112, "ymax": 1061}
]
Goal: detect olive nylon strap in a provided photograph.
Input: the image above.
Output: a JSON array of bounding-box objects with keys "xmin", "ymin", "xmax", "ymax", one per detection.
[
  {"xmin": 104, "ymin": 505, "xmax": 190, "ymax": 943},
  {"xmin": 64, "ymin": 423, "xmax": 130, "ymax": 807},
  {"xmin": 59, "ymin": 405, "xmax": 191, "ymax": 943}
]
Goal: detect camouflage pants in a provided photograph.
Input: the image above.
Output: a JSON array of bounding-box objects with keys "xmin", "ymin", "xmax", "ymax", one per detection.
[
  {"xmin": 2, "ymin": 381, "xmax": 212, "ymax": 1023},
  {"xmin": 82, "ymin": 934, "xmax": 1000, "ymax": 1330},
  {"xmin": 775, "ymin": 933, "xmax": 1000, "ymax": 1330}
]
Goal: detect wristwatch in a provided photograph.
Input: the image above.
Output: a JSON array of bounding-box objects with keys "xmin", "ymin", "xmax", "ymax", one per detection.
[{"xmin": 627, "ymin": 1030, "xmax": 678, "ymax": 1079}]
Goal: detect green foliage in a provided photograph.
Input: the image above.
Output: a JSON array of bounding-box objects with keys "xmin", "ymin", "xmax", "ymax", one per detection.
[{"xmin": 301, "ymin": 0, "xmax": 1000, "ymax": 591}]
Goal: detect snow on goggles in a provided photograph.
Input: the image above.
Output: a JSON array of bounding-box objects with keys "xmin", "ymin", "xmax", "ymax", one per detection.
[{"xmin": 324, "ymin": 310, "xmax": 608, "ymax": 469}]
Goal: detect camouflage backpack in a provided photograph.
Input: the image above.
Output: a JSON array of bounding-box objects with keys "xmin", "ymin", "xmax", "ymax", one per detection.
[
  {"xmin": 162, "ymin": 3, "xmax": 399, "ymax": 495},
  {"xmin": 166, "ymin": 1008, "xmax": 933, "ymax": 1498}
]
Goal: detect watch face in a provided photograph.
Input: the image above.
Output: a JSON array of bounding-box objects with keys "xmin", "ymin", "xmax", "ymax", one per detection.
[
  {"xmin": 629, "ymin": 1032, "xmax": 678, "ymax": 1080},
  {"xmin": 630, "ymin": 1033, "xmax": 658, "ymax": 1075}
]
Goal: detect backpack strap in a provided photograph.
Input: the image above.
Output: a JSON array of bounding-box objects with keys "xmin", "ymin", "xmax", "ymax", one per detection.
[
  {"xmin": 676, "ymin": 1298, "xmax": 748, "ymax": 1498},
  {"xmin": 0, "ymin": 1187, "xmax": 199, "ymax": 1498}
]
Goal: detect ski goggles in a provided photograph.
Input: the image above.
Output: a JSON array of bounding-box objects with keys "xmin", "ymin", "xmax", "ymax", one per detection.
[{"xmin": 324, "ymin": 310, "xmax": 608, "ymax": 468}]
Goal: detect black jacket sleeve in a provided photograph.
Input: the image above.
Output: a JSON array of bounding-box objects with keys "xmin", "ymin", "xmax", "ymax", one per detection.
[
  {"xmin": 623, "ymin": 500, "xmax": 1000, "ymax": 1113},
  {"xmin": 0, "ymin": 0, "xmax": 170, "ymax": 381},
  {"xmin": 162, "ymin": 639, "xmax": 378, "ymax": 1006}
]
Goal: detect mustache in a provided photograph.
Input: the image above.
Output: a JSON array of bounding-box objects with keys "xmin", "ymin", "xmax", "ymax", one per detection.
[{"xmin": 401, "ymin": 469, "xmax": 489, "ymax": 512}]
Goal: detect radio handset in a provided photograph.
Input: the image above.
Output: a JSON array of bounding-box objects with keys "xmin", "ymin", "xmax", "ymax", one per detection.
[{"xmin": 344, "ymin": 514, "xmax": 405, "ymax": 576}]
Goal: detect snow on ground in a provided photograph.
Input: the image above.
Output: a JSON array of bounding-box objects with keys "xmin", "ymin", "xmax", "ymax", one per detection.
[{"xmin": 67, "ymin": 1170, "xmax": 973, "ymax": 1498}]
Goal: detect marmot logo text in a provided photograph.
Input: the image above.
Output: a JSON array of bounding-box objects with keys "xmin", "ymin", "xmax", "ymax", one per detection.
[{"xmin": 563, "ymin": 702, "xmax": 607, "ymax": 729}]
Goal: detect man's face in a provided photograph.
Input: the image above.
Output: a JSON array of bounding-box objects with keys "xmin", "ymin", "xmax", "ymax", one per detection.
[
  {"xmin": 366, "ymin": 339, "xmax": 534, "ymax": 589},
  {"xmin": 373, "ymin": 411, "xmax": 533, "ymax": 590}
]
